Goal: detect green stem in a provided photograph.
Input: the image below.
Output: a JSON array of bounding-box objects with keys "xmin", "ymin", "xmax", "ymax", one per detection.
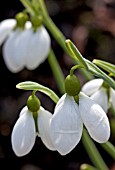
[
  {"xmin": 38, "ymin": 0, "xmax": 93, "ymax": 81},
  {"xmin": 20, "ymin": 0, "xmax": 35, "ymax": 15},
  {"xmin": 82, "ymin": 129, "xmax": 109, "ymax": 170},
  {"xmin": 39, "ymin": 0, "xmax": 67, "ymax": 52},
  {"xmin": 70, "ymin": 65, "xmax": 83, "ymax": 76},
  {"xmin": 85, "ymin": 59, "xmax": 115, "ymax": 90},
  {"xmin": 48, "ymin": 49, "xmax": 65, "ymax": 94},
  {"xmin": 100, "ymin": 141, "xmax": 115, "ymax": 159},
  {"xmin": 65, "ymin": 39, "xmax": 88, "ymax": 70}
]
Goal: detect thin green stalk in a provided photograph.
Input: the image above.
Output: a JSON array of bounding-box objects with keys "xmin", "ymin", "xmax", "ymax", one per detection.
[
  {"xmin": 20, "ymin": 0, "xmax": 35, "ymax": 15},
  {"xmin": 82, "ymin": 129, "xmax": 109, "ymax": 170},
  {"xmin": 100, "ymin": 141, "xmax": 115, "ymax": 159},
  {"xmin": 38, "ymin": 0, "xmax": 92, "ymax": 81},
  {"xmin": 38, "ymin": 0, "xmax": 67, "ymax": 52},
  {"xmin": 48, "ymin": 49, "xmax": 65, "ymax": 94}
]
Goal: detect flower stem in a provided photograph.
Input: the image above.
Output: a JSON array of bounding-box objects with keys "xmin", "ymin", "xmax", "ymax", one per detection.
[
  {"xmin": 38, "ymin": 0, "xmax": 67, "ymax": 52},
  {"xmin": 100, "ymin": 141, "xmax": 115, "ymax": 159},
  {"xmin": 38, "ymin": 0, "xmax": 93, "ymax": 81},
  {"xmin": 48, "ymin": 49, "xmax": 65, "ymax": 94},
  {"xmin": 82, "ymin": 129, "xmax": 109, "ymax": 170}
]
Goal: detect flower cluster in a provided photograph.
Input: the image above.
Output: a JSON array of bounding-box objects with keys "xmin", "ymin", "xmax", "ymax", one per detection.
[
  {"xmin": 0, "ymin": 13, "xmax": 51, "ymax": 73},
  {"xmin": 11, "ymin": 75, "xmax": 110, "ymax": 156},
  {"xmin": 81, "ymin": 78, "xmax": 115, "ymax": 113}
]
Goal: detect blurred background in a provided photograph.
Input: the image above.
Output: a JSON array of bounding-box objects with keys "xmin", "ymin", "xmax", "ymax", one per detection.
[{"xmin": 0, "ymin": 0, "xmax": 115, "ymax": 169}]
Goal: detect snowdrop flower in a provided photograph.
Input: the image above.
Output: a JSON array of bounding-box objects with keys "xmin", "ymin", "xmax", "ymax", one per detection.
[
  {"xmin": 81, "ymin": 78, "xmax": 115, "ymax": 113},
  {"xmin": 11, "ymin": 94, "xmax": 55, "ymax": 157},
  {"xmin": 0, "ymin": 13, "xmax": 51, "ymax": 73},
  {"xmin": 49, "ymin": 74, "xmax": 110, "ymax": 155}
]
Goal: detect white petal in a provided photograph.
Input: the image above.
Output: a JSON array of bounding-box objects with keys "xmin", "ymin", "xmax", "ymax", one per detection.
[
  {"xmin": 0, "ymin": 19, "xmax": 16, "ymax": 45},
  {"xmin": 110, "ymin": 88, "xmax": 115, "ymax": 111},
  {"xmin": 79, "ymin": 92, "xmax": 110, "ymax": 143},
  {"xmin": 11, "ymin": 29, "xmax": 31, "ymax": 68},
  {"xmin": 3, "ymin": 29, "xmax": 25, "ymax": 73},
  {"xmin": 37, "ymin": 107, "xmax": 55, "ymax": 151},
  {"xmin": 50, "ymin": 94, "xmax": 83, "ymax": 155},
  {"xmin": 25, "ymin": 21, "xmax": 32, "ymax": 29},
  {"xmin": 11, "ymin": 108, "xmax": 36, "ymax": 156},
  {"xmin": 25, "ymin": 26, "xmax": 51, "ymax": 70},
  {"xmin": 81, "ymin": 79, "xmax": 103, "ymax": 96},
  {"xmin": 19, "ymin": 106, "xmax": 28, "ymax": 117},
  {"xmin": 91, "ymin": 87, "xmax": 109, "ymax": 113}
]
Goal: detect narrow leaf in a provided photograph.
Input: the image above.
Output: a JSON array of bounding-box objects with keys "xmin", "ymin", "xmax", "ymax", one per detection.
[
  {"xmin": 93, "ymin": 59, "xmax": 115, "ymax": 77},
  {"xmin": 16, "ymin": 81, "xmax": 59, "ymax": 103}
]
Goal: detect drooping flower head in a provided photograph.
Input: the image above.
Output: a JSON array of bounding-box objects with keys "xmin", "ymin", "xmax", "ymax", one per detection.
[
  {"xmin": 81, "ymin": 78, "xmax": 115, "ymax": 113},
  {"xmin": 0, "ymin": 12, "xmax": 51, "ymax": 73},
  {"xmin": 11, "ymin": 92, "xmax": 55, "ymax": 157},
  {"xmin": 49, "ymin": 74, "xmax": 110, "ymax": 155}
]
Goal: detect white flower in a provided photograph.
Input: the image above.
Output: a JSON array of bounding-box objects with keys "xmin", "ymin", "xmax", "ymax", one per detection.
[
  {"xmin": 0, "ymin": 19, "xmax": 51, "ymax": 73},
  {"xmin": 81, "ymin": 78, "xmax": 115, "ymax": 113},
  {"xmin": 50, "ymin": 92, "xmax": 110, "ymax": 155},
  {"xmin": 11, "ymin": 106, "xmax": 55, "ymax": 157}
]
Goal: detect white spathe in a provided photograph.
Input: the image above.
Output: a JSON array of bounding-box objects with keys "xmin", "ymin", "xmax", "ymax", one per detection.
[
  {"xmin": 11, "ymin": 107, "xmax": 36, "ymax": 157},
  {"xmin": 50, "ymin": 93, "xmax": 83, "ymax": 155},
  {"xmin": 79, "ymin": 92, "xmax": 110, "ymax": 143}
]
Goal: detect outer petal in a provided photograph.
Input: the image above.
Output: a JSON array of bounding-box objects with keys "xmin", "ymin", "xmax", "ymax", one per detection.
[
  {"xmin": 3, "ymin": 29, "xmax": 25, "ymax": 73},
  {"xmin": 50, "ymin": 94, "xmax": 83, "ymax": 155},
  {"xmin": 2, "ymin": 21, "xmax": 32, "ymax": 73},
  {"xmin": 0, "ymin": 19, "xmax": 16, "ymax": 45},
  {"xmin": 110, "ymin": 88, "xmax": 115, "ymax": 111},
  {"xmin": 81, "ymin": 79, "xmax": 103, "ymax": 96},
  {"xmin": 25, "ymin": 26, "xmax": 51, "ymax": 70},
  {"xmin": 91, "ymin": 87, "xmax": 109, "ymax": 113},
  {"xmin": 79, "ymin": 92, "xmax": 110, "ymax": 143},
  {"xmin": 11, "ymin": 107, "xmax": 36, "ymax": 156},
  {"xmin": 37, "ymin": 106, "xmax": 55, "ymax": 151}
]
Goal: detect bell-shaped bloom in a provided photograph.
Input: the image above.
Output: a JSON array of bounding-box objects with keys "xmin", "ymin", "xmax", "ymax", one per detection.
[
  {"xmin": 50, "ymin": 94, "xmax": 83, "ymax": 155},
  {"xmin": 11, "ymin": 106, "xmax": 55, "ymax": 157},
  {"xmin": 50, "ymin": 92, "xmax": 110, "ymax": 155},
  {"xmin": 0, "ymin": 19, "xmax": 51, "ymax": 73},
  {"xmin": 81, "ymin": 78, "xmax": 115, "ymax": 113}
]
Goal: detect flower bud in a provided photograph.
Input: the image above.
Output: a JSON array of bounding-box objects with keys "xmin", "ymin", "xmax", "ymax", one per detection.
[
  {"xmin": 15, "ymin": 12, "xmax": 28, "ymax": 28},
  {"xmin": 30, "ymin": 15, "xmax": 42, "ymax": 31},
  {"xmin": 27, "ymin": 94, "xmax": 40, "ymax": 112},
  {"xmin": 65, "ymin": 74, "xmax": 81, "ymax": 96}
]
